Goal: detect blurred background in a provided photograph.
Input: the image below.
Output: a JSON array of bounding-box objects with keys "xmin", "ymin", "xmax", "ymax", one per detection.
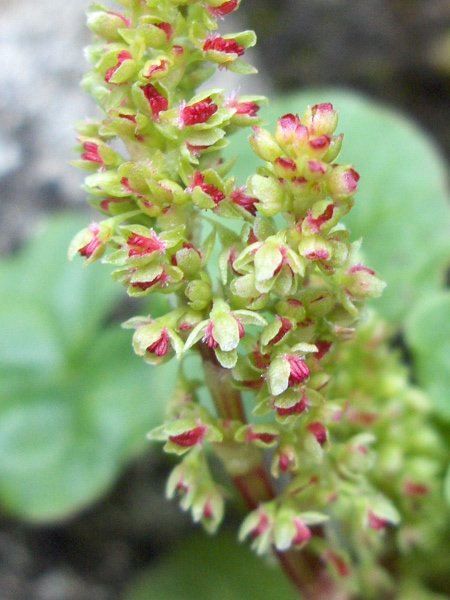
[{"xmin": 0, "ymin": 1, "xmax": 449, "ymax": 599}]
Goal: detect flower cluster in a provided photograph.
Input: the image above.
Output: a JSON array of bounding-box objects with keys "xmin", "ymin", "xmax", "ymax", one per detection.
[{"xmin": 69, "ymin": 1, "xmax": 447, "ymax": 597}]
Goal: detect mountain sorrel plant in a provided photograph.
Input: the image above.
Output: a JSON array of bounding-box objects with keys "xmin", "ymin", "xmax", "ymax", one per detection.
[{"xmin": 69, "ymin": 1, "xmax": 448, "ymax": 598}]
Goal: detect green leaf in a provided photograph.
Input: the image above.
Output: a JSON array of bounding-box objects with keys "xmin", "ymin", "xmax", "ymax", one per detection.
[
  {"xmin": 123, "ymin": 531, "xmax": 298, "ymax": 600},
  {"xmin": 445, "ymin": 463, "xmax": 450, "ymax": 508},
  {"xmin": 0, "ymin": 215, "xmax": 176, "ymax": 521},
  {"xmin": 224, "ymin": 89, "xmax": 450, "ymax": 324},
  {"xmin": 0, "ymin": 214, "xmax": 123, "ymax": 353},
  {"xmin": 404, "ymin": 291, "xmax": 450, "ymax": 419}
]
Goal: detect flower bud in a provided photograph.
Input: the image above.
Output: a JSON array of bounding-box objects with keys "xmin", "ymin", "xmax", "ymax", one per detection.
[
  {"xmin": 249, "ymin": 127, "xmax": 282, "ymax": 163},
  {"xmin": 235, "ymin": 424, "xmax": 280, "ymax": 448},
  {"xmin": 185, "ymin": 279, "xmax": 212, "ymax": 311},
  {"xmin": 342, "ymin": 264, "xmax": 386, "ymax": 299},
  {"xmin": 248, "ymin": 174, "xmax": 285, "ymax": 217},
  {"xmin": 303, "ymin": 103, "xmax": 339, "ymax": 136},
  {"xmin": 173, "ymin": 244, "xmax": 202, "ymax": 277},
  {"xmin": 326, "ymin": 165, "xmax": 360, "ymax": 199},
  {"xmin": 275, "ymin": 114, "xmax": 308, "ymax": 148},
  {"xmin": 87, "ymin": 10, "xmax": 130, "ymax": 42},
  {"xmin": 68, "ymin": 222, "xmax": 111, "ymax": 265}
]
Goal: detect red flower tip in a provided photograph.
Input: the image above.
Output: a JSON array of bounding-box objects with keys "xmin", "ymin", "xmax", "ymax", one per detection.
[
  {"xmin": 402, "ymin": 480, "xmax": 429, "ymax": 497},
  {"xmin": 251, "ymin": 511, "xmax": 269, "ymax": 538},
  {"xmin": 141, "ymin": 84, "xmax": 168, "ymax": 119},
  {"xmin": 81, "ymin": 141, "xmax": 103, "ymax": 164},
  {"xmin": 292, "ymin": 519, "xmax": 312, "ymax": 545},
  {"xmin": 275, "ymin": 393, "xmax": 309, "ymax": 417},
  {"xmin": 309, "ymin": 134, "xmax": 331, "ymax": 150},
  {"xmin": 143, "ymin": 59, "xmax": 170, "ymax": 79},
  {"xmin": 127, "ymin": 231, "xmax": 167, "ymax": 257},
  {"xmin": 207, "ymin": 0, "xmax": 239, "ymax": 18},
  {"xmin": 307, "ymin": 159, "xmax": 327, "ymax": 175},
  {"xmin": 79, "ymin": 223, "xmax": 101, "ymax": 258},
  {"xmin": 285, "ymin": 355, "xmax": 310, "ymax": 386},
  {"xmin": 313, "ymin": 340, "xmax": 332, "ymax": 359},
  {"xmin": 105, "ymin": 50, "xmax": 132, "ymax": 83},
  {"xmin": 203, "ymin": 35, "xmax": 245, "ymax": 56},
  {"xmin": 188, "ymin": 172, "xmax": 225, "ymax": 205},
  {"xmin": 271, "ymin": 316, "xmax": 293, "ymax": 345},
  {"xmin": 344, "ymin": 168, "xmax": 360, "ymax": 192},
  {"xmin": 227, "ymin": 98, "xmax": 260, "ymax": 117},
  {"xmin": 131, "ymin": 269, "xmax": 170, "ymax": 291},
  {"xmin": 304, "ymin": 204, "xmax": 335, "ymax": 234},
  {"xmin": 278, "ymin": 452, "xmax": 292, "ymax": 473},
  {"xmin": 348, "ymin": 264, "xmax": 375, "ymax": 276},
  {"xmin": 245, "ymin": 427, "xmax": 278, "ymax": 445},
  {"xmin": 202, "ymin": 320, "xmax": 218, "ymax": 349},
  {"xmin": 276, "ymin": 114, "xmax": 309, "ymax": 145},
  {"xmin": 155, "ymin": 22, "xmax": 174, "ymax": 42},
  {"xmin": 307, "ymin": 422, "xmax": 327, "ymax": 446},
  {"xmin": 230, "ymin": 187, "xmax": 257, "ymax": 215},
  {"xmin": 146, "ymin": 328, "xmax": 170, "ymax": 357},
  {"xmin": 180, "ymin": 97, "xmax": 218, "ymax": 127},
  {"xmin": 367, "ymin": 510, "xmax": 390, "ymax": 530},
  {"xmin": 107, "ymin": 11, "xmax": 131, "ymax": 28},
  {"xmin": 275, "ymin": 157, "xmax": 297, "ymax": 172},
  {"xmin": 169, "ymin": 424, "xmax": 208, "ymax": 447}
]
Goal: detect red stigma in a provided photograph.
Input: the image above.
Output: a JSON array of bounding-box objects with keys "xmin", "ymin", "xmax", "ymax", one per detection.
[
  {"xmin": 181, "ymin": 97, "xmax": 218, "ymax": 126},
  {"xmin": 169, "ymin": 425, "xmax": 207, "ymax": 447},
  {"xmin": 203, "ymin": 36, "xmax": 245, "ymax": 56},
  {"xmin": 141, "ymin": 84, "xmax": 168, "ymax": 119},
  {"xmin": 105, "ymin": 50, "xmax": 132, "ymax": 83}
]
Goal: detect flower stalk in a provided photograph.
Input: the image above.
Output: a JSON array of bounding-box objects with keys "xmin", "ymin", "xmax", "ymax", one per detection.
[{"xmin": 70, "ymin": 1, "xmax": 448, "ymax": 598}]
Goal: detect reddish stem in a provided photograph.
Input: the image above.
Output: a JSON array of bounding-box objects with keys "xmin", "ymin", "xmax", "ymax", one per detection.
[{"xmin": 200, "ymin": 345, "xmax": 350, "ymax": 600}]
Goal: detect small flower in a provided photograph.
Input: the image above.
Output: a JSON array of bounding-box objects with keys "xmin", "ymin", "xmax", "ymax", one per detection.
[
  {"xmin": 271, "ymin": 445, "xmax": 298, "ymax": 477},
  {"xmin": 226, "ymin": 97, "xmax": 260, "ymax": 117},
  {"xmin": 141, "ymin": 84, "xmax": 169, "ymax": 119},
  {"xmin": 367, "ymin": 510, "xmax": 391, "ymax": 530},
  {"xmin": 131, "ymin": 268, "xmax": 171, "ymax": 291},
  {"xmin": 286, "ymin": 354, "xmax": 310, "ymax": 386},
  {"xmin": 274, "ymin": 389, "xmax": 309, "ymax": 418},
  {"xmin": 79, "ymin": 223, "xmax": 102, "ymax": 258},
  {"xmin": 142, "ymin": 58, "xmax": 171, "ymax": 80},
  {"xmin": 268, "ymin": 346, "xmax": 316, "ymax": 396},
  {"xmin": 302, "ymin": 203, "xmax": 336, "ymax": 235},
  {"xmin": 326, "ymin": 165, "xmax": 360, "ymax": 199},
  {"xmin": 235, "ymin": 424, "xmax": 280, "ymax": 448},
  {"xmin": 169, "ymin": 423, "xmax": 208, "ymax": 448},
  {"xmin": 149, "ymin": 417, "xmax": 223, "ymax": 456},
  {"xmin": 291, "ymin": 519, "xmax": 312, "ymax": 546},
  {"xmin": 239, "ymin": 506, "xmax": 274, "ymax": 555},
  {"xmin": 68, "ymin": 221, "xmax": 111, "ymax": 265},
  {"xmin": 188, "ymin": 172, "xmax": 225, "ymax": 205},
  {"xmin": 155, "ymin": 21, "xmax": 174, "ymax": 42},
  {"xmin": 126, "ymin": 230, "xmax": 167, "ymax": 257},
  {"xmin": 146, "ymin": 327, "xmax": 170, "ymax": 357},
  {"xmin": 180, "ymin": 97, "xmax": 218, "ymax": 127},
  {"xmin": 309, "ymin": 103, "xmax": 338, "ymax": 136},
  {"xmin": 80, "ymin": 142, "xmax": 103, "ymax": 165},
  {"xmin": 275, "ymin": 113, "xmax": 308, "ymax": 147},
  {"xmin": 203, "ymin": 35, "xmax": 245, "ymax": 57},
  {"xmin": 124, "ymin": 316, "xmax": 184, "ymax": 365},
  {"xmin": 105, "ymin": 50, "xmax": 133, "ymax": 83},
  {"xmin": 307, "ymin": 422, "xmax": 327, "ymax": 446},
  {"xmin": 207, "ymin": 0, "xmax": 240, "ymax": 18},
  {"xmin": 230, "ymin": 187, "xmax": 257, "ymax": 215},
  {"xmin": 342, "ymin": 263, "xmax": 386, "ymax": 299}
]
